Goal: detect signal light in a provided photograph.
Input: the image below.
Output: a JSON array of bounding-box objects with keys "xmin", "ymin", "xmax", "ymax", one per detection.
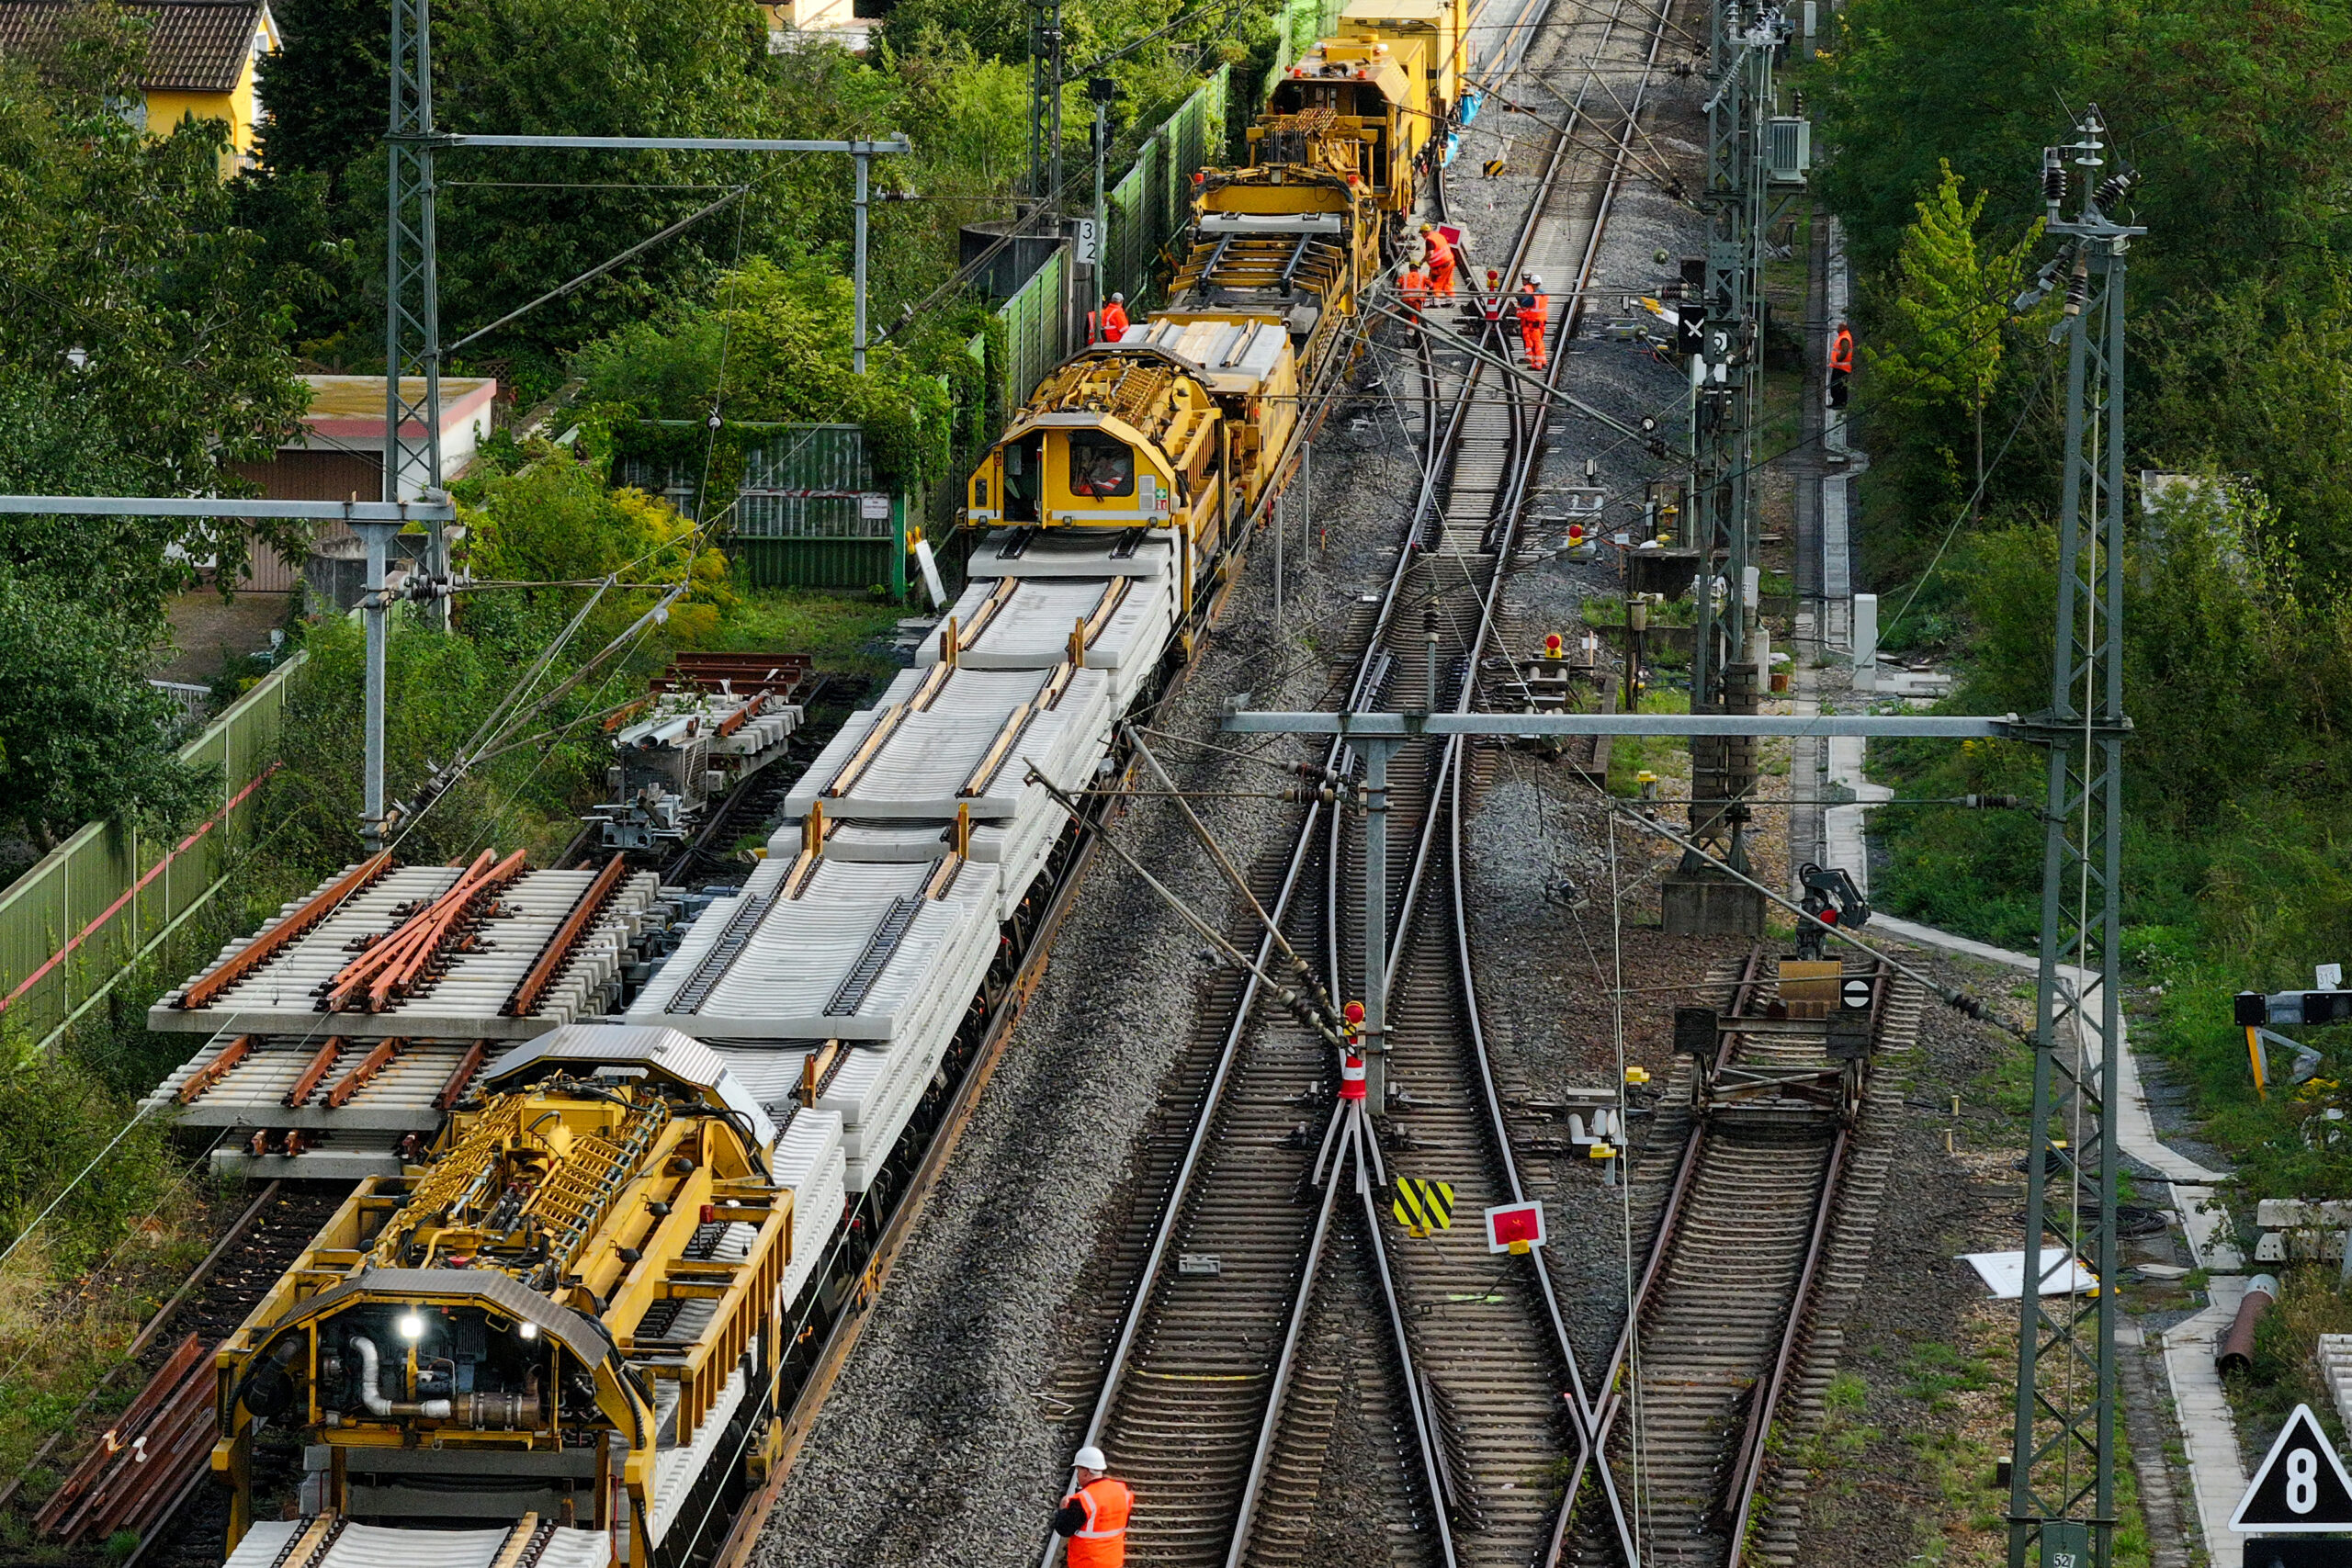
[
  {"xmin": 1544, "ymin": 633, "xmax": 1564, "ymax": 657},
  {"xmin": 1343, "ymin": 999, "xmax": 1366, "ymax": 1026}
]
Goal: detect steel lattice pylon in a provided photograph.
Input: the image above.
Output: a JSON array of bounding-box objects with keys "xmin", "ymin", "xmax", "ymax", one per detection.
[
  {"xmin": 1679, "ymin": 0, "xmax": 1794, "ymax": 886},
  {"xmin": 2008, "ymin": 106, "xmax": 2140, "ymax": 1568},
  {"xmin": 385, "ymin": 0, "xmax": 444, "ymax": 520}
]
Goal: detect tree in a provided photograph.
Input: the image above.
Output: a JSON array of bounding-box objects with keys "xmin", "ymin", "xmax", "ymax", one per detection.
[
  {"xmin": 576, "ymin": 254, "xmax": 965, "ymax": 491},
  {"xmin": 1867, "ymin": 161, "xmax": 2039, "ymax": 507},
  {"xmin": 253, "ymin": 0, "xmax": 818, "ymax": 398},
  {"xmin": 0, "ymin": 9, "xmax": 309, "ymax": 604},
  {"xmin": 461, "ymin": 456, "xmax": 733, "ymax": 647},
  {"xmin": 0, "ymin": 567, "xmax": 218, "ymax": 852}
]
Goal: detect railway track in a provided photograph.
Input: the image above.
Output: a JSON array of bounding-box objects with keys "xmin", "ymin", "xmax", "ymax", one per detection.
[
  {"xmin": 1046, "ymin": 0, "xmax": 1672, "ymax": 1557},
  {"xmin": 1560, "ymin": 951, "xmax": 1923, "ymax": 1568},
  {"xmin": 4, "ymin": 1181, "xmax": 353, "ymax": 1568}
]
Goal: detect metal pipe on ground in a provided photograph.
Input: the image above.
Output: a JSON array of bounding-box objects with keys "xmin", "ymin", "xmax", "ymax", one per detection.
[{"xmin": 2217, "ymin": 1273, "xmax": 2280, "ymax": 1374}]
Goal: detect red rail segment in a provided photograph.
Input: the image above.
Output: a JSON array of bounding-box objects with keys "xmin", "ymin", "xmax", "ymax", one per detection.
[
  {"xmin": 178, "ymin": 849, "xmax": 393, "ymax": 1010},
  {"xmin": 320, "ymin": 848, "xmax": 526, "ymax": 1012},
  {"xmin": 503, "ymin": 855, "xmax": 630, "ymax": 1017}
]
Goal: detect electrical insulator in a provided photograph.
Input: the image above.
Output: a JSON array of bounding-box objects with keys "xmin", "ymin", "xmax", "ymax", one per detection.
[
  {"xmin": 2093, "ymin": 168, "xmax": 2135, "ymax": 211},
  {"xmin": 2041, "ymin": 147, "xmax": 2065, "ymax": 211},
  {"xmin": 2063, "ymin": 251, "xmax": 2092, "ymax": 317}
]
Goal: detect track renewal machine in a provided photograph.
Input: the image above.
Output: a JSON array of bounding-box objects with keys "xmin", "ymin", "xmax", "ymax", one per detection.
[
  {"xmin": 963, "ymin": 0, "xmax": 1469, "ymax": 642},
  {"xmin": 212, "ymin": 1031, "xmax": 800, "ymax": 1567}
]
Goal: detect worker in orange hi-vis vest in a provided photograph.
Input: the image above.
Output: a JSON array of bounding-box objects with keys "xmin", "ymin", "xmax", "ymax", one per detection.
[
  {"xmin": 1515, "ymin": 272, "xmax": 1550, "ymax": 370},
  {"xmin": 1828, "ymin": 319, "xmax": 1854, "ymax": 409},
  {"xmin": 1100, "ymin": 292, "xmax": 1130, "ymax": 342},
  {"xmin": 1399, "ymin": 261, "xmax": 1430, "ymax": 333},
  {"xmin": 1054, "ymin": 1446, "xmax": 1133, "ymax": 1567},
  {"xmin": 1419, "ymin": 223, "xmax": 1457, "ymax": 298}
]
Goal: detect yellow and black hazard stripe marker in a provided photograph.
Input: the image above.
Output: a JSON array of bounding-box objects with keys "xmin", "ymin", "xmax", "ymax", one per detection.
[{"xmin": 1391, "ymin": 1177, "xmax": 1455, "ymax": 1237}]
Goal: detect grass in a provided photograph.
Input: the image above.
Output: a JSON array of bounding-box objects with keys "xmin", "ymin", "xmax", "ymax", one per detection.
[
  {"xmin": 705, "ymin": 587, "xmax": 910, "ymax": 677},
  {"xmin": 1606, "ymin": 686, "xmax": 1691, "ymax": 797},
  {"xmin": 2229, "ymin": 1265, "xmax": 2352, "ymax": 1455}
]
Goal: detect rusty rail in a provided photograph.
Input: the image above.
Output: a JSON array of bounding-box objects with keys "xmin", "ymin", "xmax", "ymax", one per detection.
[
  {"xmin": 176, "ymin": 1034, "xmax": 254, "ymax": 1104},
  {"xmin": 179, "ymin": 852, "xmax": 392, "ymax": 1009},
  {"xmin": 0, "ymin": 1181, "xmax": 283, "ymax": 1520},
  {"xmin": 435, "ymin": 1040, "xmax": 489, "ymax": 1111},
  {"xmin": 325, "ymin": 1038, "xmax": 404, "ymax": 1109},
  {"xmin": 283, "ymin": 1039, "xmax": 345, "ymax": 1108},
  {"xmin": 503, "ymin": 854, "xmax": 628, "ymax": 1017},
  {"xmin": 321, "ymin": 849, "xmax": 526, "ymax": 1012}
]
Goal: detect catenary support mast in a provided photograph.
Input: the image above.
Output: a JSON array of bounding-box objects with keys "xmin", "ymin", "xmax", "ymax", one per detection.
[{"xmin": 2007, "ymin": 105, "xmax": 2138, "ymax": 1568}]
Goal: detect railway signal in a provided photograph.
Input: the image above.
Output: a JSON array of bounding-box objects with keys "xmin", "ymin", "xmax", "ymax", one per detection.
[{"xmin": 1483, "ymin": 1201, "xmax": 1546, "ymax": 1255}]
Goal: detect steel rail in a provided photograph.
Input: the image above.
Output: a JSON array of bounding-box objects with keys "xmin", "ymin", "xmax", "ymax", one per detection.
[
  {"xmin": 1568, "ymin": 953, "xmax": 1889, "ymax": 1566},
  {"xmin": 1053, "ymin": 0, "xmax": 1663, "ymax": 1551},
  {"xmin": 1041, "ymin": 288, "xmax": 1417, "ymax": 1568},
  {"xmin": 1566, "ymin": 945, "xmax": 1770, "ymax": 1541},
  {"xmin": 1346, "ymin": 0, "xmax": 1668, "ymax": 1554},
  {"xmin": 1718, "ymin": 963, "xmax": 1887, "ymax": 1566}
]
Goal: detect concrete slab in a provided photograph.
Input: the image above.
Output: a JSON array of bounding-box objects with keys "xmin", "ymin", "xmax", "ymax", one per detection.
[{"xmin": 2162, "ymin": 1277, "xmax": 2250, "ymax": 1568}]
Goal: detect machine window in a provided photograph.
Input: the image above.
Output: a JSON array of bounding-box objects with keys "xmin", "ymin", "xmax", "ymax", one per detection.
[{"xmin": 1068, "ymin": 432, "xmax": 1136, "ymax": 498}]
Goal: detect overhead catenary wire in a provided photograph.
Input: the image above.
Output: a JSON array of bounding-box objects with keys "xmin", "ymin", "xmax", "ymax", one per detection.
[{"xmin": 1027, "ymin": 768, "xmax": 1347, "ymax": 1046}]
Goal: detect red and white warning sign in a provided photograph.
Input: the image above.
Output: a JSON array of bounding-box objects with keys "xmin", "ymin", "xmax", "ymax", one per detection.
[{"xmin": 1484, "ymin": 1200, "xmax": 1547, "ymax": 1254}]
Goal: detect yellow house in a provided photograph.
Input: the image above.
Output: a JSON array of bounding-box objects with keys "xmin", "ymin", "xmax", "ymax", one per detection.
[{"xmin": 0, "ymin": 0, "xmax": 277, "ymax": 167}]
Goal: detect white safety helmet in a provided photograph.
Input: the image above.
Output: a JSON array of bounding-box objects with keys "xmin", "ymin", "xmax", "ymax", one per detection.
[
  {"xmin": 1074, "ymin": 1446, "xmax": 1109, "ymax": 1471},
  {"xmin": 1523, "ymin": 272, "xmax": 1542, "ymax": 288}
]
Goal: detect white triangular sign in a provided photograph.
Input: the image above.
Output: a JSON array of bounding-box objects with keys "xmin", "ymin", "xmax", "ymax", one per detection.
[{"xmin": 2232, "ymin": 1403, "xmax": 2352, "ymax": 1531}]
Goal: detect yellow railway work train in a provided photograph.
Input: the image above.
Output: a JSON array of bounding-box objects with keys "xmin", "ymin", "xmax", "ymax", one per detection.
[
  {"xmin": 213, "ymin": 1032, "xmax": 794, "ymax": 1567},
  {"xmin": 200, "ymin": 14, "xmax": 1476, "ymax": 1562},
  {"xmin": 964, "ymin": 0, "xmax": 1470, "ymax": 627}
]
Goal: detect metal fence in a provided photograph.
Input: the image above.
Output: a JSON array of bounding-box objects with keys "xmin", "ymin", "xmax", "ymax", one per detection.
[
  {"xmin": 993, "ymin": 67, "xmax": 1233, "ymax": 415},
  {"xmin": 736, "ymin": 425, "xmax": 893, "ymax": 540},
  {"xmin": 998, "ymin": 245, "xmax": 1071, "ymax": 414},
  {"xmin": 1270, "ymin": 0, "xmax": 1345, "ymax": 75},
  {"xmin": 1099, "ymin": 66, "xmax": 1233, "ymax": 314},
  {"xmin": 0, "ymin": 653, "xmax": 303, "ymax": 1050}
]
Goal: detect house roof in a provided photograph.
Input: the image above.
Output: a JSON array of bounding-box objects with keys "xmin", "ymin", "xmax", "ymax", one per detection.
[{"xmin": 0, "ymin": 0, "xmax": 267, "ymax": 94}]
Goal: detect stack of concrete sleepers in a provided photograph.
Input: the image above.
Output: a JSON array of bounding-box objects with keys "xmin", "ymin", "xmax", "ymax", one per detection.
[
  {"xmin": 964, "ymin": 525, "xmax": 1176, "ymax": 585},
  {"xmin": 762, "ymin": 1107, "xmax": 848, "ymax": 1312},
  {"xmin": 773, "ymin": 816, "xmax": 1070, "ymax": 928},
  {"xmin": 783, "ymin": 663, "xmax": 1114, "ymax": 822},
  {"xmin": 918, "ymin": 562, "xmax": 1175, "ymax": 712},
  {"xmin": 151, "ymin": 864, "xmax": 662, "ymax": 1037},
  {"xmin": 627, "ymin": 854, "xmax": 1001, "ymax": 1190}
]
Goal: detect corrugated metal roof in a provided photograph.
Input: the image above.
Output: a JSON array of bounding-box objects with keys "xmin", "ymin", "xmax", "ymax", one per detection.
[{"xmin": 0, "ymin": 0, "xmax": 266, "ymax": 93}]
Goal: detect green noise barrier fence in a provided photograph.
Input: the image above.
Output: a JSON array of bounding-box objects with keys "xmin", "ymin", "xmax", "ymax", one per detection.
[{"xmin": 0, "ymin": 654, "xmax": 302, "ymax": 1051}]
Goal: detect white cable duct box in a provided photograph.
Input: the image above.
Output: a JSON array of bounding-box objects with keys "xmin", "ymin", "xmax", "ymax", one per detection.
[{"xmin": 763, "ymin": 1105, "xmax": 848, "ymax": 1307}]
